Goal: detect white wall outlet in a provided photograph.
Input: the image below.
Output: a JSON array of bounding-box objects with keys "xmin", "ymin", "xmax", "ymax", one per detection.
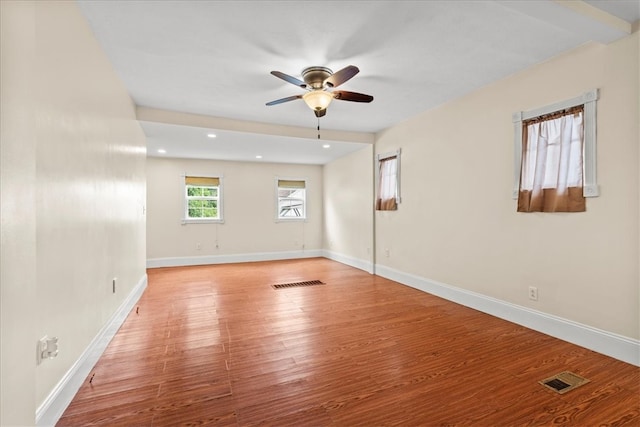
[
  {"xmin": 384, "ymin": 248, "xmax": 390, "ymax": 257},
  {"xmin": 196, "ymin": 242, "xmax": 202, "ymax": 251},
  {"xmin": 37, "ymin": 336, "xmax": 59, "ymax": 365},
  {"xmin": 528, "ymin": 286, "xmax": 538, "ymax": 301}
]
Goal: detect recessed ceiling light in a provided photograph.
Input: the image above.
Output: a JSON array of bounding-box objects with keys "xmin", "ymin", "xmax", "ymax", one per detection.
[
  {"xmin": 207, "ymin": 133, "xmax": 217, "ymax": 138},
  {"xmin": 322, "ymin": 144, "xmax": 331, "ymax": 148},
  {"xmin": 255, "ymin": 155, "xmax": 263, "ymax": 159},
  {"xmin": 157, "ymin": 148, "xmax": 166, "ymax": 154}
]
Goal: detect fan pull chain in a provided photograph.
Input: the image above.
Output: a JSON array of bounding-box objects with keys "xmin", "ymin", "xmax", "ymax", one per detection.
[{"xmin": 317, "ymin": 117, "xmax": 320, "ymax": 139}]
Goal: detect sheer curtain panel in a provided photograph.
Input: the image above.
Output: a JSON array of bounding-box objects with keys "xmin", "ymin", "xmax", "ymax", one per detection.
[
  {"xmin": 517, "ymin": 106, "xmax": 586, "ymax": 212},
  {"xmin": 376, "ymin": 155, "xmax": 398, "ymax": 211}
]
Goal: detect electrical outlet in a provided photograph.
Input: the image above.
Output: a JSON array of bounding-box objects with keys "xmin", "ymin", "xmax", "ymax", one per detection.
[
  {"xmin": 196, "ymin": 242, "xmax": 202, "ymax": 251},
  {"xmin": 384, "ymin": 248, "xmax": 390, "ymax": 257},
  {"xmin": 37, "ymin": 336, "xmax": 59, "ymax": 365},
  {"xmin": 528, "ymin": 286, "xmax": 538, "ymax": 301}
]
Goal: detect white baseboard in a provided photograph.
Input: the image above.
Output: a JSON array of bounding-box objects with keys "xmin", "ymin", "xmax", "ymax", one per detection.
[
  {"xmin": 36, "ymin": 274, "xmax": 148, "ymax": 427},
  {"xmin": 147, "ymin": 249, "xmax": 323, "ymax": 269},
  {"xmin": 375, "ymin": 264, "xmax": 639, "ymax": 367},
  {"xmin": 32, "ymin": 259, "xmax": 638, "ymax": 427},
  {"xmin": 322, "ymin": 250, "xmax": 374, "ymax": 274}
]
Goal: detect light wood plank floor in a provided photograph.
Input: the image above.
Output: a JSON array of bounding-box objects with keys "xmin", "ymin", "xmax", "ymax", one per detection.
[{"xmin": 58, "ymin": 258, "xmax": 639, "ymax": 426}]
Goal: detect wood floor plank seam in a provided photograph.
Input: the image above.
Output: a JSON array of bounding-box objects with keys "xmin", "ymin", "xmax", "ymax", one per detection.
[{"xmin": 57, "ymin": 258, "xmax": 640, "ymax": 426}]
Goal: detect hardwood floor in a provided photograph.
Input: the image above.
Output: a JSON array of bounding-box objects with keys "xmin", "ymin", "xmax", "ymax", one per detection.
[{"xmin": 57, "ymin": 258, "xmax": 639, "ymax": 426}]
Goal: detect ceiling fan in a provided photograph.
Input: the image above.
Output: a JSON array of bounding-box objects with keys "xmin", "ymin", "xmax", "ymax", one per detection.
[{"xmin": 266, "ymin": 65, "xmax": 374, "ymax": 118}]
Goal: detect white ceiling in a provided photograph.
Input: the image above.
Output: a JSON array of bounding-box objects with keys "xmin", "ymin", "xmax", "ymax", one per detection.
[
  {"xmin": 584, "ymin": 0, "xmax": 640, "ymax": 20},
  {"xmin": 77, "ymin": 0, "xmax": 638, "ymax": 165}
]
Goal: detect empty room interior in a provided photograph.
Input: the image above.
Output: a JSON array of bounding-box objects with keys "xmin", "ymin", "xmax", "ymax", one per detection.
[{"xmin": 1, "ymin": 1, "xmax": 639, "ymax": 426}]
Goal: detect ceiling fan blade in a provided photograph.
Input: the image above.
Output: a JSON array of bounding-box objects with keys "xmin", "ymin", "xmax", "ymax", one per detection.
[
  {"xmin": 333, "ymin": 90, "xmax": 374, "ymax": 103},
  {"xmin": 265, "ymin": 94, "xmax": 303, "ymax": 106},
  {"xmin": 324, "ymin": 65, "xmax": 359, "ymax": 88},
  {"xmin": 314, "ymin": 108, "xmax": 327, "ymax": 118},
  {"xmin": 270, "ymin": 71, "xmax": 307, "ymax": 88}
]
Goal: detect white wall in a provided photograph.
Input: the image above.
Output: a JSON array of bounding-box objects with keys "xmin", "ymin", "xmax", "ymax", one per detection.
[
  {"xmin": 323, "ymin": 146, "xmax": 375, "ymax": 272},
  {"xmin": 1, "ymin": 2, "xmax": 37, "ymax": 425},
  {"xmin": 146, "ymin": 157, "xmax": 323, "ymax": 265},
  {"xmin": 374, "ymin": 33, "xmax": 639, "ymax": 341},
  {"xmin": 0, "ymin": 2, "xmax": 147, "ymax": 425}
]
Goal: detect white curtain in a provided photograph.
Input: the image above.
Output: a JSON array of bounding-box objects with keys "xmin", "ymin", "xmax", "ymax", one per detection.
[
  {"xmin": 518, "ymin": 107, "xmax": 585, "ymax": 212},
  {"xmin": 376, "ymin": 156, "xmax": 397, "ymax": 210}
]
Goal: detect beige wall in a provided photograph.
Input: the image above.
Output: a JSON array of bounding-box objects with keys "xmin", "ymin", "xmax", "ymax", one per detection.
[
  {"xmin": 375, "ymin": 33, "xmax": 639, "ymax": 340},
  {"xmin": 1, "ymin": 1, "xmax": 147, "ymax": 424},
  {"xmin": 1, "ymin": 2, "xmax": 37, "ymax": 424},
  {"xmin": 147, "ymin": 157, "xmax": 323, "ymax": 261},
  {"xmin": 1, "ymin": 2, "xmax": 636, "ymax": 424},
  {"xmin": 323, "ymin": 146, "xmax": 375, "ymax": 269}
]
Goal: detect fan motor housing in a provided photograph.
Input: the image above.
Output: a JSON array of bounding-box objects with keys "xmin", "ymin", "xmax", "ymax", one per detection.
[{"xmin": 302, "ymin": 66, "xmax": 332, "ymax": 89}]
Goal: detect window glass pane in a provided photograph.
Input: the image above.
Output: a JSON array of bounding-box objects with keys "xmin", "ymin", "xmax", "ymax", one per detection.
[
  {"xmin": 202, "ymin": 187, "xmax": 217, "ymax": 197},
  {"xmin": 187, "ymin": 186, "xmax": 201, "ymax": 197},
  {"xmin": 188, "ymin": 200, "xmax": 220, "ymax": 218},
  {"xmin": 185, "ymin": 181, "xmax": 221, "ymax": 220},
  {"xmin": 279, "ymin": 199, "xmax": 304, "ymax": 217},
  {"xmin": 278, "ymin": 185, "xmax": 305, "ymax": 218},
  {"xmin": 189, "ymin": 200, "xmax": 204, "ymax": 209}
]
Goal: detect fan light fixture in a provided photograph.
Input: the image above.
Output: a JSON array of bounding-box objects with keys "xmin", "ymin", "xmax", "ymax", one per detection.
[
  {"xmin": 303, "ymin": 90, "xmax": 333, "ymax": 111},
  {"xmin": 267, "ymin": 65, "xmax": 373, "ymax": 119}
]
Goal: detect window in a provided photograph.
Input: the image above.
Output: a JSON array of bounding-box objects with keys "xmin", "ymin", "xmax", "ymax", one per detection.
[
  {"xmin": 277, "ymin": 179, "xmax": 306, "ymax": 220},
  {"xmin": 184, "ymin": 176, "xmax": 223, "ymax": 223},
  {"xmin": 513, "ymin": 89, "xmax": 599, "ymax": 212},
  {"xmin": 376, "ymin": 150, "xmax": 401, "ymax": 211},
  {"xmin": 519, "ymin": 106, "xmax": 585, "ymax": 212}
]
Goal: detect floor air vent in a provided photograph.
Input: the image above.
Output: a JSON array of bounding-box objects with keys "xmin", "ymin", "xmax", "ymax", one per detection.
[
  {"xmin": 272, "ymin": 280, "xmax": 325, "ymax": 289},
  {"xmin": 539, "ymin": 371, "xmax": 590, "ymax": 394}
]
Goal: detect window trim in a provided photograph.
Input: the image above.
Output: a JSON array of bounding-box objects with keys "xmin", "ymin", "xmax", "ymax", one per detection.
[
  {"xmin": 182, "ymin": 174, "xmax": 224, "ymax": 224},
  {"xmin": 376, "ymin": 149, "xmax": 402, "ymax": 208},
  {"xmin": 275, "ymin": 177, "xmax": 307, "ymax": 222},
  {"xmin": 512, "ymin": 89, "xmax": 598, "ymax": 199}
]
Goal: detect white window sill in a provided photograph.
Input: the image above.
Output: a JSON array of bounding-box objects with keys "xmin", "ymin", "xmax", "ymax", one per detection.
[
  {"xmin": 181, "ymin": 218, "xmax": 224, "ymax": 225},
  {"xmin": 276, "ymin": 217, "xmax": 307, "ymax": 223}
]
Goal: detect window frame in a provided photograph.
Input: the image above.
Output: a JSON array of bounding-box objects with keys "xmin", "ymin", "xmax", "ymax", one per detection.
[
  {"xmin": 276, "ymin": 177, "xmax": 307, "ymax": 222},
  {"xmin": 182, "ymin": 175, "xmax": 224, "ymax": 224},
  {"xmin": 512, "ymin": 89, "xmax": 599, "ymax": 199},
  {"xmin": 376, "ymin": 149, "xmax": 401, "ymax": 210}
]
